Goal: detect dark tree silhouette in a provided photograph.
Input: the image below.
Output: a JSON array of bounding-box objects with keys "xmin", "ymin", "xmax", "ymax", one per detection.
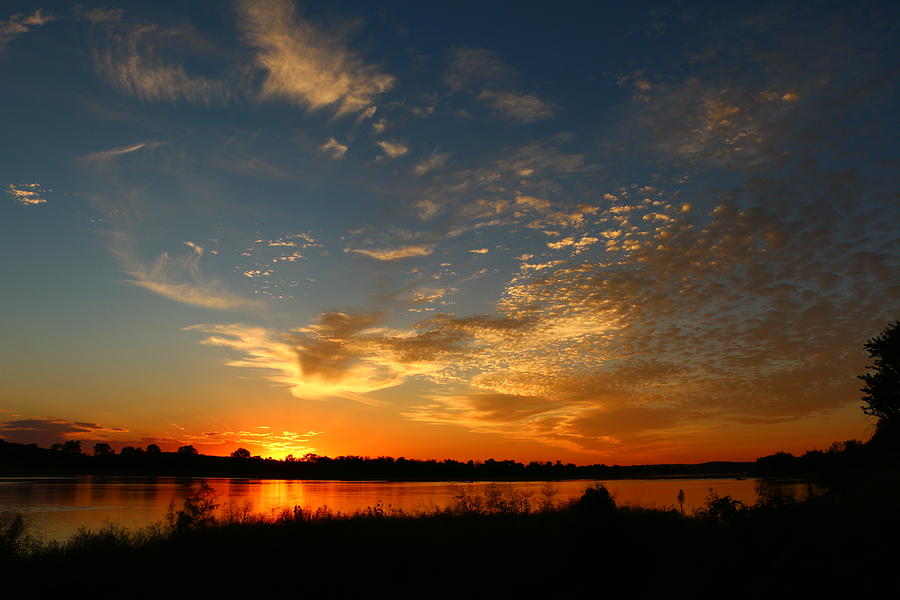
[
  {"xmin": 61, "ymin": 440, "xmax": 81, "ymax": 454},
  {"xmin": 146, "ymin": 443, "xmax": 161, "ymax": 454},
  {"xmin": 177, "ymin": 445, "xmax": 198, "ymax": 455},
  {"xmin": 93, "ymin": 443, "xmax": 113, "ymax": 456},
  {"xmin": 859, "ymin": 321, "xmax": 900, "ymax": 439},
  {"xmin": 230, "ymin": 448, "xmax": 251, "ymax": 459}
]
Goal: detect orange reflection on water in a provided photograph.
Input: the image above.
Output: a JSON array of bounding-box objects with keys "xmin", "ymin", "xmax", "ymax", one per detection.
[{"xmin": 0, "ymin": 476, "xmax": 817, "ymax": 542}]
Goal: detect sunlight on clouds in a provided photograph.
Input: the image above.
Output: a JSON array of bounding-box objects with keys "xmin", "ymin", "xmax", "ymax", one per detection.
[
  {"xmin": 0, "ymin": 9, "xmax": 57, "ymax": 48},
  {"xmin": 411, "ymin": 151, "xmax": 450, "ymax": 177},
  {"xmin": 94, "ymin": 25, "xmax": 231, "ymax": 104},
  {"xmin": 376, "ymin": 140, "xmax": 409, "ymax": 159},
  {"xmin": 347, "ymin": 244, "xmax": 434, "ymax": 261},
  {"xmin": 73, "ymin": 6, "xmax": 124, "ymax": 24},
  {"xmin": 188, "ymin": 317, "xmax": 429, "ymax": 403},
  {"xmin": 80, "ymin": 142, "xmax": 157, "ymax": 163},
  {"xmin": 237, "ymin": 0, "xmax": 394, "ymax": 115},
  {"xmin": 477, "ymin": 90, "xmax": 555, "ymax": 122},
  {"xmin": 7, "ymin": 183, "xmax": 48, "ymax": 206},
  {"xmin": 120, "ymin": 241, "xmax": 261, "ymax": 310},
  {"xmin": 445, "ymin": 46, "xmax": 555, "ymax": 123},
  {"xmin": 320, "ymin": 137, "xmax": 348, "ymax": 159},
  {"xmin": 185, "ymin": 428, "xmax": 322, "ymax": 458}
]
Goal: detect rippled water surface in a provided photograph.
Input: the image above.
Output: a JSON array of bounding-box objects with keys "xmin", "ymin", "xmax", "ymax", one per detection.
[{"xmin": 0, "ymin": 476, "xmax": 815, "ymax": 541}]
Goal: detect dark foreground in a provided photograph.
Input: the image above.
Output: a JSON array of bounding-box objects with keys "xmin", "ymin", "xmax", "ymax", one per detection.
[{"xmin": 2, "ymin": 461, "xmax": 898, "ymax": 596}]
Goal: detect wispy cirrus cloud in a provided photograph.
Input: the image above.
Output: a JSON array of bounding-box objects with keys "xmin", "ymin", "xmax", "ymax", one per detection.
[
  {"xmin": 80, "ymin": 141, "xmax": 160, "ymax": 164},
  {"xmin": 237, "ymin": 0, "xmax": 394, "ymax": 116},
  {"xmin": 477, "ymin": 90, "xmax": 555, "ymax": 123},
  {"xmin": 73, "ymin": 5, "xmax": 124, "ymax": 24},
  {"xmin": 118, "ymin": 240, "xmax": 261, "ymax": 311},
  {"xmin": 445, "ymin": 47, "xmax": 555, "ymax": 122},
  {"xmin": 0, "ymin": 9, "xmax": 57, "ymax": 50},
  {"xmin": 94, "ymin": 24, "xmax": 233, "ymax": 104}
]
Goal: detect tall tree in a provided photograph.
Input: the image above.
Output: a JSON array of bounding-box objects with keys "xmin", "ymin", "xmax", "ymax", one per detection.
[{"xmin": 859, "ymin": 321, "xmax": 900, "ymax": 440}]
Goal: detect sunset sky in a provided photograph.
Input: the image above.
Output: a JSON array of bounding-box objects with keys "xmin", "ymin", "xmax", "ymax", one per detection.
[{"xmin": 2, "ymin": 0, "xmax": 898, "ymax": 464}]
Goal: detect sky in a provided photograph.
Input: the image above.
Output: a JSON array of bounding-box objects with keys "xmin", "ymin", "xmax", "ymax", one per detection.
[{"xmin": 1, "ymin": 0, "xmax": 898, "ymax": 464}]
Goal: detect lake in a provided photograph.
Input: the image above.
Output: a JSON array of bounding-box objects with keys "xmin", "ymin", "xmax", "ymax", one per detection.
[{"xmin": 0, "ymin": 476, "xmax": 816, "ymax": 542}]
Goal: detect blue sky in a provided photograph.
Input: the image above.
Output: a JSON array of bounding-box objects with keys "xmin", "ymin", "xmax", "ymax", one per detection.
[{"xmin": 1, "ymin": 0, "xmax": 898, "ymax": 462}]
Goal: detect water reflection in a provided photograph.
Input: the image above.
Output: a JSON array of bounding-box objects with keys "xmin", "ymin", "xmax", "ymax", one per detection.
[{"xmin": 0, "ymin": 476, "xmax": 818, "ymax": 542}]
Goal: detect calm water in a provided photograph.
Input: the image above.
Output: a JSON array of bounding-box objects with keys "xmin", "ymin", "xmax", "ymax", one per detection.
[{"xmin": 0, "ymin": 476, "xmax": 816, "ymax": 542}]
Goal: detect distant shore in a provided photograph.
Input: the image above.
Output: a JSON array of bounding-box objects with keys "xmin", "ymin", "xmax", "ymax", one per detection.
[{"xmin": 1, "ymin": 439, "xmax": 766, "ymax": 480}]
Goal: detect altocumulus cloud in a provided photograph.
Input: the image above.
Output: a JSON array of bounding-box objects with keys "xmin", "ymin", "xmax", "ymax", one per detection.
[{"xmin": 7, "ymin": 183, "xmax": 49, "ymax": 206}]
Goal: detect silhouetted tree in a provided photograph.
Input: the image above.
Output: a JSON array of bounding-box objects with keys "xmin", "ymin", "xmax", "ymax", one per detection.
[
  {"xmin": 146, "ymin": 444, "xmax": 161, "ymax": 455},
  {"xmin": 93, "ymin": 443, "xmax": 113, "ymax": 456},
  {"xmin": 61, "ymin": 440, "xmax": 81, "ymax": 454},
  {"xmin": 859, "ymin": 321, "xmax": 900, "ymax": 440},
  {"xmin": 575, "ymin": 482, "xmax": 616, "ymax": 514},
  {"xmin": 120, "ymin": 446, "xmax": 143, "ymax": 457},
  {"xmin": 177, "ymin": 445, "xmax": 198, "ymax": 456},
  {"xmin": 166, "ymin": 482, "xmax": 219, "ymax": 533},
  {"xmin": 230, "ymin": 448, "xmax": 251, "ymax": 459}
]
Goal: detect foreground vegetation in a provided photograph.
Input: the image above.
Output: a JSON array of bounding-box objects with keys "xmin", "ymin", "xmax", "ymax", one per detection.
[
  {"xmin": 2, "ymin": 450, "xmax": 898, "ymax": 592},
  {"xmin": 2, "ymin": 322, "xmax": 897, "ymax": 591}
]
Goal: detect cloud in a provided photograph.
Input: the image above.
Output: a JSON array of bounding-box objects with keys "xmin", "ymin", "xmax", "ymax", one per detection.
[
  {"xmin": 320, "ymin": 137, "xmax": 348, "ymax": 159},
  {"xmin": 80, "ymin": 141, "xmax": 157, "ymax": 163},
  {"xmin": 189, "ymin": 309, "xmax": 539, "ymax": 403},
  {"xmin": 477, "ymin": 90, "xmax": 555, "ymax": 122},
  {"xmin": 416, "ymin": 134, "xmax": 589, "ymax": 222},
  {"xmin": 444, "ymin": 46, "xmax": 555, "ymax": 122},
  {"xmin": 0, "ymin": 9, "xmax": 57, "ymax": 49},
  {"xmin": 404, "ymin": 393, "xmax": 558, "ymax": 429},
  {"xmin": 94, "ymin": 24, "xmax": 232, "ymax": 104},
  {"xmin": 376, "ymin": 140, "xmax": 408, "ymax": 159},
  {"xmin": 181, "ymin": 428, "xmax": 322, "ymax": 457},
  {"xmin": 347, "ymin": 244, "xmax": 434, "ymax": 261},
  {"xmin": 444, "ymin": 47, "xmax": 515, "ymax": 92},
  {"xmin": 73, "ymin": 5, "xmax": 124, "ymax": 23},
  {"xmin": 237, "ymin": 0, "xmax": 394, "ymax": 115},
  {"xmin": 0, "ymin": 417, "xmax": 127, "ymax": 446},
  {"xmin": 411, "ymin": 151, "xmax": 450, "ymax": 177},
  {"xmin": 7, "ymin": 183, "xmax": 48, "ymax": 206},
  {"xmin": 568, "ymin": 406, "xmax": 688, "ymax": 437},
  {"xmin": 410, "ymin": 287, "xmax": 453, "ymax": 304},
  {"xmin": 188, "ymin": 316, "xmax": 410, "ymax": 402},
  {"xmin": 119, "ymin": 241, "xmax": 261, "ymax": 310}
]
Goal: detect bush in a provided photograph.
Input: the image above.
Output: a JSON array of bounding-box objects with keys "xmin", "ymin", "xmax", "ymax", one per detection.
[
  {"xmin": 0, "ymin": 513, "xmax": 40, "ymax": 560},
  {"xmin": 696, "ymin": 490, "xmax": 746, "ymax": 524},
  {"xmin": 166, "ymin": 482, "xmax": 219, "ymax": 533},
  {"xmin": 574, "ymin": 482, "xmax": 616, "ymax": 514}
]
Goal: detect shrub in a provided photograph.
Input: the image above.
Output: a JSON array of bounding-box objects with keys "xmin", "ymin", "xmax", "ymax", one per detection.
[
  {"xmin": 0, "ymin": 513, "xmax": 40, "ymax": 560},
  {"xmin": 696, "ymin": 489, "xmax": 746, "ymax": 524},
  {"xmin": 166, "ymin": 482, "xmax": 219, "ymax": 533},
  {"xmin": 574, "ymin": 482, "xmax": 616, "ymax": 514}
]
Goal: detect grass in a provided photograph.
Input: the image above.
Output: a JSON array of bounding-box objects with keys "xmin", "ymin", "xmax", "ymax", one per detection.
[{"xmin": 1, "ymin": 478, "xmax": 896, "ymax": 593}]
